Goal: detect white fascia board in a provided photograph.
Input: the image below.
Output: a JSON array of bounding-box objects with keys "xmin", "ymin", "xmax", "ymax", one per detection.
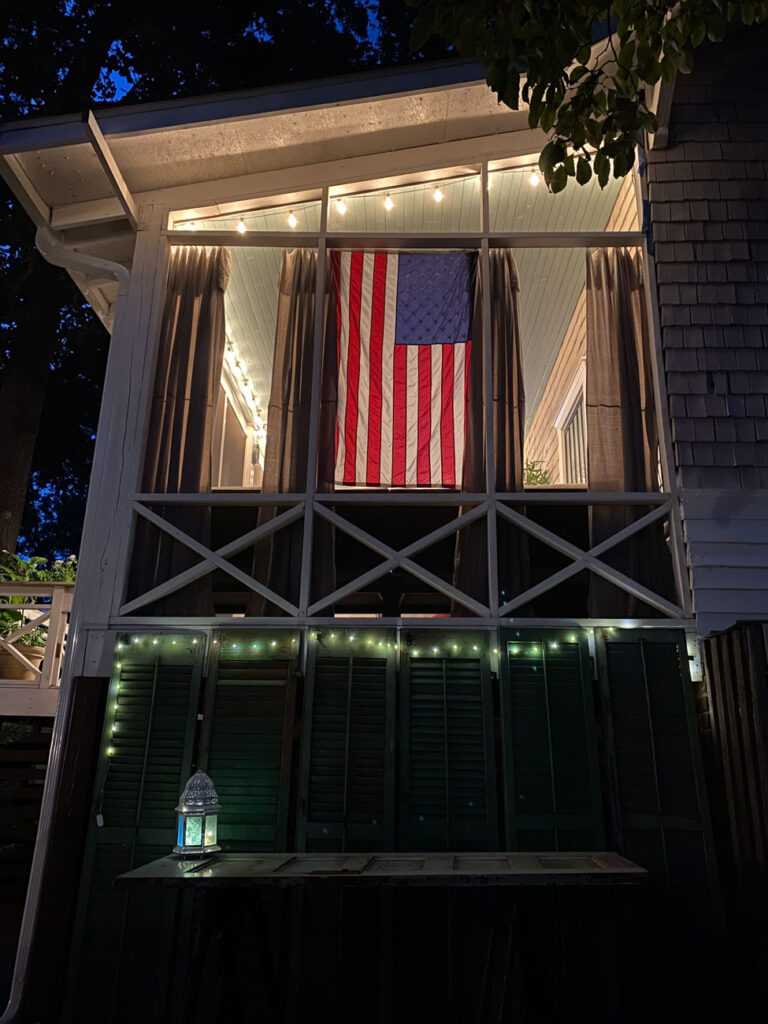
[{"xmin": 0, "ymin": 60, "xmax": 487, "ymax": 156}]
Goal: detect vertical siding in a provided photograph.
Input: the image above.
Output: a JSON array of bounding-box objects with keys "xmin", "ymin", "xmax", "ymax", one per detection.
[
  {"xmin": 647, "ymin": 27, "xmax": 768, "ymax": 634},
  {"xmin": 525, "ymin": 174, "xmax": 639, "ymax": 477}
]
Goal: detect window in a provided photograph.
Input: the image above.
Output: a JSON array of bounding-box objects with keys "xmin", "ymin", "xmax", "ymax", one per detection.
[{"xmin": 554, "ymin": 360, "xmax": 587, "ymax": 485}]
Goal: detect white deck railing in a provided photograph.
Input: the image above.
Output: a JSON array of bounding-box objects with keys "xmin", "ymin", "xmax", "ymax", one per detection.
[
  {"xmin": 0, "ymin": 582, "xmax": 75, "ymax": 717},
  {"xmin": 117, "ymin": 489, "xmax": 691, "ymax": 627}
]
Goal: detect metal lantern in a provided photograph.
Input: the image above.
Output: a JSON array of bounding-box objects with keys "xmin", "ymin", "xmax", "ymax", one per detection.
[{"xmin": 173, "ymin": 770, "xmax": 221, "ymax": 857}]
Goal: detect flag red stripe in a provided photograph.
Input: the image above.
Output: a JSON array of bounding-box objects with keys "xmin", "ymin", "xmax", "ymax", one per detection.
[
  {"xmin": 343, "ymin": 252, "xmax": 363, "ymax": 484},
  {"xmin": 367, "ymin": 254, "xmax": 387, "ymax": 485},
  {"xmin": 392, "ymin": 345, "xmax": 407, "ymax": 485},
  {"xmin": 417, "ymin": 345, "xmax": 432, "ymax": 485},
  {"xmin": 440, "ymin": 344, "xmax": 455, "ymax": 487}
]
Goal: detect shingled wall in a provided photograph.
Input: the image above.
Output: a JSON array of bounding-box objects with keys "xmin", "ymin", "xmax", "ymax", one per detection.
[{"xmin": 647, "ymin": 26, "xmax": 768, "ymax": 634}]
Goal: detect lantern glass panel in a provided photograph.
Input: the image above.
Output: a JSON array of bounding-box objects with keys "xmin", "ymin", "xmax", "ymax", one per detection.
[
  {"xmin": 204, "ymin": 814, "xmax": 218, "ymax": 847},
  {"xmin": 184, "ymin": 815, "xmax": 203, "ymax": 847}
]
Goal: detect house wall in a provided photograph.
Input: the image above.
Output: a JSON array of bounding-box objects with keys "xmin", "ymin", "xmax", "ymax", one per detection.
[
  {"xmin": 525, "ymin": 174, "xmax": 638, "ymax": 479},
  {"xmin": 647, "ymin": 27, "xmax": 768, "ymax": 634}
]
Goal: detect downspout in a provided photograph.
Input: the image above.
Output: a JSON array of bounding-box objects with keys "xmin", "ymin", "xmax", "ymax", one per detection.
[{"xmin": 0, "ymin": 229, "xmax": 130, "ymax": 1024}]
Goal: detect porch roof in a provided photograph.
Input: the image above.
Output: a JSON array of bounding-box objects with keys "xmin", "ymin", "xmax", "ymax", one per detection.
[{"xmin": 0, "ymin": 60, "xmax": 536, "ymax": 235}]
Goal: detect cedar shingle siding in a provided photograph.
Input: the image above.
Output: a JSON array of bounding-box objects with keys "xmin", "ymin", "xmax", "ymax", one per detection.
[{"xmin": 647, "ymin": 28, "xmax": 768, "ymax": 634}]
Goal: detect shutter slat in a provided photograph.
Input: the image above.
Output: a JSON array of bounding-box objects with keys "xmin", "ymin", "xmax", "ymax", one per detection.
[
  {"xmin": 299, "ymin": 648, "xmax": 394, "ymax": 851},
  {"xmin": 501, "ymin": 631, "xmax": 604, "ymax": 852},
  {"xmin": 203, "ymin": 655, "xmax": 295, "ymax": 851},
  {"xmin": 597, "ymin": 630, "xmax": 714, "ymax": 890},
  {"xmin": 401, "ymin": 654, "xmax": 497, "ymax": 852}
]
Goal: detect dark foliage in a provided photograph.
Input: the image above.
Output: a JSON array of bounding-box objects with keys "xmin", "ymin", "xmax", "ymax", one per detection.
[{"xmin": 1, "ymin": 0, "xmax": 443, "ymax": 559}]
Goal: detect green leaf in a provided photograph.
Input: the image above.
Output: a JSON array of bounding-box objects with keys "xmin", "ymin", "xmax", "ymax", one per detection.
[
  {"xmin": 576, "ymin": 157, "xmax": 592, "ymax": 185},
  {"xmin": 550, "ymin": 165, "xmax": 568, "ymax": 193},
  {"xmin": 569, "ymin": 65, "xmax": 589, "ymax": 83},
  {"xmin": 409, "ymin": 13, "xmax": 434, "ymax": 52},
  {"xmin": 539, "ymin": 104, "xmax": 556, "ymax": 133},
  {"xmin": 690, "ymin": 18, "xmax": 706, "ymax": 47}
]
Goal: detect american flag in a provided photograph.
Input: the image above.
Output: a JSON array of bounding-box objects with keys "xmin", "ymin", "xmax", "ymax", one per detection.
[{"xmin": 333, "ymin": 251, "xmax": 475, "ymax": 487}]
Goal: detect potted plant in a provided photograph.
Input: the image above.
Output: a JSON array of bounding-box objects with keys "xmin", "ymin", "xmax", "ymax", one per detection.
[{"xmin": 0, "ymin": 552, "xmax": 77, "ymax": 681}]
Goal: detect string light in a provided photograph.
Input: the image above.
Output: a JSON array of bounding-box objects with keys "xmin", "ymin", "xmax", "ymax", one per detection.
[
  {"xmin": 383, "ymin": 193, "xmax": 394, "ymax": 212},
  {"xmin": 529, "ymin": 170, "xmax": 541, "ymax": 187},
  {"xmin": 433, "ymin": 186, "xmax": 444, "ymax": 203},
  {"xmin": 432, "ymin": 646, "xmax": 439, "ymax": 654},
  {"xmin": 287, "ymin": 210, "xmax": 298, "ymax": 228},
  {"xmin": 237, "ymin": 217, "xmax": 246, "ymax": 234},
  {"xmin": 336, "ymin": 198, "xmax": 347, "ymax": 216},
  {"xmin": 569, "ymin": 634, "xmax": 577, "ymax": 643}
]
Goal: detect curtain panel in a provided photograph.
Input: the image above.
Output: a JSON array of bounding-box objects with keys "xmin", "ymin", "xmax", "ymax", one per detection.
[
  {"xmin": 586, "ymin": 247, "xmax": 674, "ymax": 615},
  {"xmin": 130, "ymin": 245, "xmax": 231, "ymax": 614},
  {"xmin": 248, "ymin": 249, "xmax": 337, "ymax": 615},
  {"xmin": 455, "ymin": 249, "xmax": 527, "ymax": 610}
]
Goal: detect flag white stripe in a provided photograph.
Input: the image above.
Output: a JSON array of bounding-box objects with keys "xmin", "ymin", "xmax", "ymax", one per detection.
[
  {"xmin": 380, "ymin": 256, "xmax": 398, "ymax": 486},
  {"xmin": 405, "ymin": 346, "xmax": 419, "ymax": 485},
  {"xmin": 454, "ymin": 342, "xmax": 466, "ymax": 484},
  {"xmin": 355, "ymin": 253, "xmax": 374, "ymax": 484},
  {"xmin": 335, "ymin": 252, "xmax": 350, "ymax": 484},
  {"xmin": 429, "ymin": 344, "xmax": 443, "ymax": 485}
]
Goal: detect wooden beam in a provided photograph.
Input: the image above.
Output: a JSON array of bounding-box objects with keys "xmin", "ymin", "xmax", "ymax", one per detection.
[
  {"xmin": 0, "ymin": 154, "xmax": 51, "ymax": 226},
  {"xmin": 51, "ymin": 195, "xmax": 126, "ymax": 231},
  {"xmin": 82, "ymin": 110, "xmax": 137, "ymax": 230}
]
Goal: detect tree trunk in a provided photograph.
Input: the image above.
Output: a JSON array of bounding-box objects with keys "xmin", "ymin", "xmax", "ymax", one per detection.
[{"xmin": 0, "ymin": 356, "xmax": 52, "ymax": 553}]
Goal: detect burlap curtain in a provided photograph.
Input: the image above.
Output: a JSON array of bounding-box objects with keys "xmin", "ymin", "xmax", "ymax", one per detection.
[
  {"xmin": 586, "ymin": 247, "xmax": 673, "ymax": 615},
  {"xmin": 249, "ymin": 249, "xmax": 336, "ymax": 614},
  {"xmin": 131, "ymin": 245, "xmax": 231, "ymax": 614},
  {"xmin": 455, "ymin": 249, "xmax": 526, "ymax": 609}
]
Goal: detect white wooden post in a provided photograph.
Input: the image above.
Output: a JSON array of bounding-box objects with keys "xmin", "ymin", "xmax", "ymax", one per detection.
[{"xmin": 66, "ymin": 204, "xmax": 169, "ymax": 672}]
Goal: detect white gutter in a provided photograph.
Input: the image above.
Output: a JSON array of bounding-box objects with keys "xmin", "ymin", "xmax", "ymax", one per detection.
[{"xmin": 0, "ymin": 229, "xmax": 130, "ymax": 1024}]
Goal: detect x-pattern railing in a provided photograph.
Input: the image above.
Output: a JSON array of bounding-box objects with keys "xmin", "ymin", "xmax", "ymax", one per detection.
[
  {"xmin": 122, "ymin": 490, "xmax": 685, "ymax": 621},
  {"xmin": 0, "ymin": 583, "xmax": 74, "ymax": 686}
]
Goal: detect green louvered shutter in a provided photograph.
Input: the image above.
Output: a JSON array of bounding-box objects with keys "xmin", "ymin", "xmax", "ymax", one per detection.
[
  {"xmin": 297, "ymin": 639, "xmax": 395, "ymax": 851},
  {"xmin": 67, "ymin": 636, "xmax": 202, "ymax": 1024},
  {"xmin": 596, "ymin": 629, "xmax": 715, "ymax": 889},
  {"xmin": 400, "ymin": 652, "xmax": 497, "ymax": 851},
  {"xmin": 200, "ymin": 642, "xmax": 296, "ymax": 851},
  {"xmin": 500, "ymin": 630, "xmax": 604, "ymax": 851}
]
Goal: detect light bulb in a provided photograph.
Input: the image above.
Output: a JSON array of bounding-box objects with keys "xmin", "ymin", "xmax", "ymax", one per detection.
[
  {"xmin": 287, "ymin": 210, "xmax": 298, "ymax": 228},
  {"xmin": 433, "ymin": 186, "xmax": 444, "ymax": 203},
  {"xmin": 383, "ymin": 193, "xmax": 394, "ymax": 212},
  {"xmin": 529, "ymin": 170, "xmax": 540, "ymax": 187},
  {"xmin": 336, "ymin": 198, "xmax": 347, "ymax": 216},
  {"xmin": 237, "ymin": 217, "xmax": 246, "ymax": 234}
]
